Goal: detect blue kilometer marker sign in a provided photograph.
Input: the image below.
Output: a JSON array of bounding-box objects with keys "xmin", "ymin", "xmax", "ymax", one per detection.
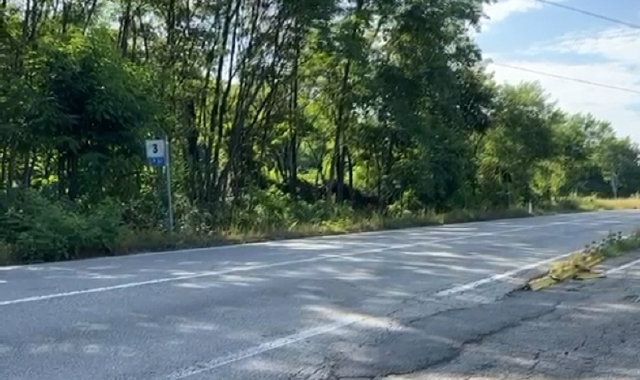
[
  {"xmin": 145, "ymin": 139, "xmax": 166, "ymax": 166},
  {"xmin": 144, "ymin": 138, "xmax": 174, "ymax": 230}
]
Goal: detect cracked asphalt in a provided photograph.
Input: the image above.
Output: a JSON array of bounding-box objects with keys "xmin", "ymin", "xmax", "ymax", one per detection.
[
  {"xmin": 382, "ymin": 254, "xmax": 640, "ymax": 380},
  {"xmin": 1, "ymin": 210, "xmax": 640, "ymax": 380}
]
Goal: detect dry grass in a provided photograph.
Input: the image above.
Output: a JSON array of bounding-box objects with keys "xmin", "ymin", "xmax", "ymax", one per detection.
[
  {"xmin": 113, "ymin": 208, "xmax": 532, "ymax": 255},
  {"xmin": 5, "ymin": 196, "xmax": 640, "ymax": 264},
  {"xmin": 114, "ymin": 197, "xmax": 640, "ymax": 257},
  {"xmin": 575, "ymin": 195, "xmax": 640, "ymax": 211},
  {"xmin": 0, "ymin": 243, "xmax": 12, "ymax": 266}
]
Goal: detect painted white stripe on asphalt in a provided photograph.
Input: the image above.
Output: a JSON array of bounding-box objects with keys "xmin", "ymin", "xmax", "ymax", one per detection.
[
  {"xmin": 0, "ymin": 224, "xmax": 548, "ymax": 307},
  {"xmin": 434, "ymin": 251, "xmax": 575, "ymax": 297},
  {"xmin": 161, "ymin": 246, "xmax": 579, "ymax": 379},
  {"xmin": 159, "ymin": 215, "xmax": 640, "ymax": 379},
  {"xmin": 165, "ymin": 316, "xmax": 367, "ymax": 380},
  {"xmin": 606, "ymin": 257, "xmax": 640, "ymax": 274},
  {"xmin": 0, "ymin": 213, "xmax": 633, "ymax": 378}
]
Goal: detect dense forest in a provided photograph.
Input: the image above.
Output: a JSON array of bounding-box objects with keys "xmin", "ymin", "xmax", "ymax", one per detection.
[{"xmin": 1, "ymin": 0, "xmax": 640, "ymax": 263}]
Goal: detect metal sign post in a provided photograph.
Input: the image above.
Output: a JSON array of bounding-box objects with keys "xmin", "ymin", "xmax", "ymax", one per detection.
[
  {"xmin": 145, "ymin": 138, "xmax": 174, "ymax": 232},
  {"xmin": 164, "ymin": 137, "xmax": 174, "ymax": 232}
]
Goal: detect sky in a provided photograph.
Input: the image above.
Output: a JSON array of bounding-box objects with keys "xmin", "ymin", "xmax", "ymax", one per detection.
[{"xmin": 476, "ymin": 0, "xmax": 640, "ymax": 143}]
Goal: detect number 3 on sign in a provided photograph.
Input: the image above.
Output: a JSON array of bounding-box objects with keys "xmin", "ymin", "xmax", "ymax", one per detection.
[{"xmin": 145, "ymin": 139, "xmax": 166, "ymax": 166}]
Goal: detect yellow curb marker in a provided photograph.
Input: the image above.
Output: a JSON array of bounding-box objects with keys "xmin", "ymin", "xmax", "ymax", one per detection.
[
  {"xmin": 527, "ymin": 251, "xmax": 606, "ymax": 291},
  {"xmin": 526, "ymin": 230, "xmax": 639, "ymax": 291}
]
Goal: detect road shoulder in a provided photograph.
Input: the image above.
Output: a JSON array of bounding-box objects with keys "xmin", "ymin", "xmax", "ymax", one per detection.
[{"xmin": 380, "ymin": 252, "xmax": 640, "ymax": 380}]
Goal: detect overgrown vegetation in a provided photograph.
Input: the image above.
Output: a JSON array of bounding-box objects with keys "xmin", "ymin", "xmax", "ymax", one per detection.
[
  {"xmin": 2, "ymin": 0, "xmax": 640, "ymax": 264},
  {"xmin": 588, "ymin": 230, "xmax": 640, "ymax": 259}
]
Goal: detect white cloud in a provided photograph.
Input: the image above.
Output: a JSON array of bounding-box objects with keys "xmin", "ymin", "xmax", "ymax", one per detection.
[
  {"xmin": 482, "ymin": 0, "xmax": 567, "ymax": 29},
  {"xmin": 485, "ymin": 27, "xmax": 640, "ymax": 143},
  {"xmin": 533, "ymin": 28, "xmax": 640, "ymax": 65},
  {"xmin": 484, "ymin": 0, "xmax": 542, "ymax": 25}
]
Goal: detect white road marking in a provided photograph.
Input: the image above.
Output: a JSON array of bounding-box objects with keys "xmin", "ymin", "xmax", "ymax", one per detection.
[
  {"xmin": 434, "ymin": 251, "xmax": 575, "ymax": 297},
  {"xmin": 606, "ymin": 257, "xmax": 640, "ymax": 274},
  {"xmin": 0, "ymin": 224, "xmax": 548, "ymax": 307},
  {"xmin": 161, "ymin": 245, "xmax": 583, "ymax": 380},
  {"xmin": 165, "ymin": 316, "xmax": 367, "ymax": 380},
  {"xmin": 0, "ymin": 256, "xmax": 328, "ymax": 307},
  {"xmin": 0, "ymin": 212, "xmax": 633, "ymax": 378}
]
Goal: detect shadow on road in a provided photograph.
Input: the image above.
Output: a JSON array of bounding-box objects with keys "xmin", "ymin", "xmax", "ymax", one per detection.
[
  {"xmin": 225, "ymin": 277, "xmax": 640, "ymax": 380},
  {"xmin": 2, "ymin": 214, "xmax": 640, "ymax": 380}
]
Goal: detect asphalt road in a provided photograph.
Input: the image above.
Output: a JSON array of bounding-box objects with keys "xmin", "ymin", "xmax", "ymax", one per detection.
[
  {"xmin": 384, "ymin": 252, "xmax": 640, "ymax": 380},
  {"xmin": 1, "ymin": 210, "xmax": 640, "ymax": 380}
]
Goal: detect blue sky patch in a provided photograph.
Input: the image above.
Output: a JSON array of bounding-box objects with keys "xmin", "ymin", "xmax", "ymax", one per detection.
[{"xmin": 477, "ymin": 0, "xmax": 640, "ymax": 142}]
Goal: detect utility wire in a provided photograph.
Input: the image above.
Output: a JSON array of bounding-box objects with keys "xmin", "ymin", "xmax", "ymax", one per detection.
[
  {"xmin": 491, "ymin": 1, "xmax": 640, "ymax": 95},
  {"xmin": 489, "ymin": 62, "xmax": 640, "ymax": 95},
  {"xmin": 534, "ymin": 0, "xmax": 640, "ymax": 29}
]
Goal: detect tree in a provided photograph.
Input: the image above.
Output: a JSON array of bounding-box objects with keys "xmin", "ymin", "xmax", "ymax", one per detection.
[{"xmin": 1, "ymin": 0, "xmax": 639, "ymax": 263}]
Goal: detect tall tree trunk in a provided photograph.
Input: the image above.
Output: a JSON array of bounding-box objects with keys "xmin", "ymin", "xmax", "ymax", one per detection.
[{"xmin": 288, "ymin": 26, "xmax": 301, "ymax": 197}]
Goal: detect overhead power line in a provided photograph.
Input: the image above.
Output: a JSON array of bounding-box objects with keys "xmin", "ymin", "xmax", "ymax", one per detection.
[
  {"xmin": 491, "ymin": 1, "xmax": 640, "ymax": 96},
  {"xmin": 534, "ymin": 0, "xmax": 640, "ymax": 29},
  {"xmin": 489, "ymin": 62, "xmax": 640, "ymax": 95}
]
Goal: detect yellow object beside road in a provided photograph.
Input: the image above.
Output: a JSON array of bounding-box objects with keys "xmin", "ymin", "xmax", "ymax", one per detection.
[{"xmin": 527, "ymin": 251, "xmax": 605, "ymax": 291}]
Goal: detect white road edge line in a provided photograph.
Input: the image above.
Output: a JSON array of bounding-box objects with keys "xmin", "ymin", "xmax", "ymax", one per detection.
[
  {"xmin": 606, "ymin": 257, "xmax": 640, "ymax": 274},
  {"xmin": 165, "ymin": 317, "xmax": 368, "ymax": 380},
  {"xmin": 163, "ymin": 248, "xmax": 580, "ymax": 380},
  {"xmin": 435, "ymin": 251, "xmax": 575, "ymax": 296},
  {"xmin": 0, "ymin": 224, "xmax": 547, "ymax": 307}
]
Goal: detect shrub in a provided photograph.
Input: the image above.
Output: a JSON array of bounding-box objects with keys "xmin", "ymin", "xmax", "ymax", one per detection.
[{"xmin": 0, "ymin": 190, "xmax": 123, "ymax": 263}]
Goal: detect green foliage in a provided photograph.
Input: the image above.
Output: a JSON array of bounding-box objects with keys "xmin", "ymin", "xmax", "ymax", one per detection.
[
  {"xmin": 579, "ymin": 230, "xmax": 640, "ymax": 259},
  {"xmin": 0, "ymin": 190, "xmax": 122, "ymax": 263},
  {"xmin": 0, "ymin": 0, "xmax": 639, "ymax": 264}
]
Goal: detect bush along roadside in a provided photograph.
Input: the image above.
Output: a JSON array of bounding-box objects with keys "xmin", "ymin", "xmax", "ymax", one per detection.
[
  {"xmin": 0, "ymin": 189, "xmax": 534, "ymax": 265},
  {"xmin": 527, "ymin": 230, "xmax": 640, "ymax": 290},
  {"xmin": 1, "ymin": 188, "xmax": 640, "ymax": 267}
]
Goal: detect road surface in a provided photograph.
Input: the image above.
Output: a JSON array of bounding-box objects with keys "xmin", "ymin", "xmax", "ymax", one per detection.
[
  {"xmin": 383, "ymin": 252, "xmax": 640, "ymax": 380},
  {"xmin": 1, "ymin": 210, "xmax": 640, "ymax": 379}
]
